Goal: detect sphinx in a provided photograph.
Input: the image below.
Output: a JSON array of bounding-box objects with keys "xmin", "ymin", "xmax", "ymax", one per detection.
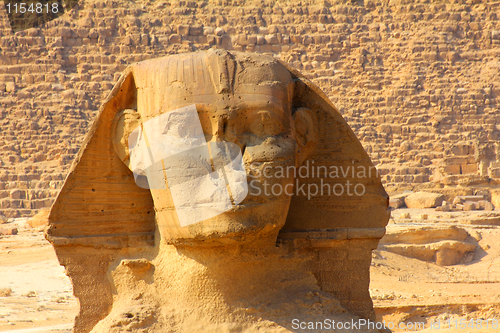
[{"xmin": 46, "ymin": 50, "xmax": 390, "ymax": 332}]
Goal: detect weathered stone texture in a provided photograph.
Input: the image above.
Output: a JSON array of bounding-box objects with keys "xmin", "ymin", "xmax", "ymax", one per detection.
[
  {"xmin": 46, "ymin": 51, "xmax": 389, "ymax": 332},
  {"xmin": 1, "ymin": 0, "xmax": 500, "ymax": 216},
  {"xmin": 312, "ymin": 239, "xmax": 379, "ymax": 320},
  {"xmin": 405, "ymin": 191, "xmax": 446, "ymax": 208}
]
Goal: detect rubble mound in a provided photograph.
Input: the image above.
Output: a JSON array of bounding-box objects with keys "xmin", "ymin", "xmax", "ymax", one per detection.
[{"xmin": 380, "ymin": 225, "xmax": 477, "ymax": 266}]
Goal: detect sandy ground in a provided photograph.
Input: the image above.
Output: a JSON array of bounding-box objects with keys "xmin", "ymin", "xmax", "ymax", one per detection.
[
  {"xmin": 372, "ymin": 208, "xmax": 500, "ymax": 332},
  {"xmin": 0, "ymin": 219, "xmax": 77, "ymax": 333},
  {"xmin": 0, "ymin": 211, "xmax": 499, "ymax": 332}
]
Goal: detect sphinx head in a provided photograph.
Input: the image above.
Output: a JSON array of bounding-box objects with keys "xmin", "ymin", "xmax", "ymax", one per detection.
[{"xmin": 112, "ymin": 50, "xmax": 318, "ymax": 246}]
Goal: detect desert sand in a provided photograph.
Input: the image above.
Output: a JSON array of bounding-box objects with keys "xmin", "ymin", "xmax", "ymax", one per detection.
[
  {"xmin": 0, "ymin": 218, "xmax": 77, "ymax": 333},
  {"xmin": 372, "ymin": 208, "xmax": 500, "ymax": 332}
]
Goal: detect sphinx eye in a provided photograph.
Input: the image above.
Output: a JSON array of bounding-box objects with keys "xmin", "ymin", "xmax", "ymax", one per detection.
[{"xmin": 249, "ymin": 111, "xmax": 285, "ymax": 137}]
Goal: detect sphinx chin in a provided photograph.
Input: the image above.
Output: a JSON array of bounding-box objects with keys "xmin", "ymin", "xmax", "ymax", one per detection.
[{"xmin": 156, "ymin": 199, "xmax": 292, "ymax": 246}]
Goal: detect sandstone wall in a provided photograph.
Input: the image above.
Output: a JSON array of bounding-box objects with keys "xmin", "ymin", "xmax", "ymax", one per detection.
[{"xmin": 0, "ymin": 0, "xmax": 499, "ymax": 217}]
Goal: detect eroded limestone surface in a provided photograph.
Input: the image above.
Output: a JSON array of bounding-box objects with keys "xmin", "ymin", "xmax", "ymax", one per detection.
[{"xmin": 46, "ymin": 51, "xmax": 389, "ymax": 332}]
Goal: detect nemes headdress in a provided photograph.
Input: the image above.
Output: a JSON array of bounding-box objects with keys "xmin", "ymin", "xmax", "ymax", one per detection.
[{"xmin": 47, "ymin": 50, "xmax": 388, "ymax": 247}]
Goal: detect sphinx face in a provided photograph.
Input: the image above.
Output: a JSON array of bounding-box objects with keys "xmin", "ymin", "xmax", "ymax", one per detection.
[
  {"xmin": 142, "ymin": 94, "xmax": 298, "ymax": 244},
  {"xmin": 113, "ymin": 53, "xmax": 317, "ymax": 245}
]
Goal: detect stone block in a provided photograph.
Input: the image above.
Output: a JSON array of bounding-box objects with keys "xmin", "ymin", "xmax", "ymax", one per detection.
[
  {"xmin": 389, "ymin": 197, "xmax": 405, "ymax": 209},
  {"xmin": 436, "ymin": 248, "xmax": 463, "ymax": 266},
  {"xmin": 462, "ymin": 164, "xmax": 477, "ymax": 174},
  {"xmin": 444, "ymin": 164, "xmax": 461, "ymax": 175},
  {"xmin": 203, "ymin": 27, "xmax": 214, "ymax": 35},
  {"xmin": 157, "ymin": 36, "xmax": 169, "ymax": 45},
  {"xmin": 76, "ymin": 28, "xmax": 89, "ymax": 38},
  {"xmin": 318, "ymin": 270, "xmax": 348, "ymax": 292},
  {"xmin": 189, "ymin": 25, "xmax": 203, "ymax": 36},
  {"xmin": 265, "ymin": 34, "xmax": 278, "ymax": 44},
  {"xmin": 477, "ymin": 200, "xmax": 494, "ymax": 211},
  {"xmin": 0, "ymin": 288, "xmax": 11, "ymax": 297},
  {"xmin": 0, "ymin": 227, "xmax": 17, "ymax": 235},
  {"xmin": 177, "ymin": 25, "xmax": 190, "ymax": 35},
  {"xmin": 169, "ymin": 34, "xmax": 181, "ymax": 44},
  {"xmin": 303, "ymin": 36, "xmax": 313, "ymax": 45},
  {"xmin": 5, "ymin": 82, "xmax": 15, "ymax": 92},
  {"xmin": 259, "ymin": 44, "xmax": 272, "ymax": 52},
  {"xmin": 236, "ymin": 34, "xmax": 247, "ymax": 45},
  {"xmin": 247, "ymin": 35, "xmax": 257, "ymax": 45},
  {"xmin": 441, "ymin": 201, "xmax": 452, "ymax": 212},
  {"xmin": 215, "ymin": 27, "xmax": 225, "ymax": 36},
  {"xmin": 405, "ymin": 192, "xmax": 445, "ymax": 208},
  {"xmin": 456, "ymin": 195, "xmax": 485, "ymax": 203},
  {"xmin": 290, "ymin": 35, "xmax": 302, "ymax": 44},
  {"xmin": 483, "ymin": 201, "xmax": 495, "ymax": 211},
  {"xmin": 463, "ymin": 202, "xmax": 476, "ymax": 211},
  {"xmin": 10, "ymin": 189, "xmax": 25, "ymax": 200},
  {"xmin": 318, "ymin": 248, "xmax": 348, "ymax": 261},
  {"xmin": 59, "ymin": 27, "xmax": 76, "ymax": 38}
]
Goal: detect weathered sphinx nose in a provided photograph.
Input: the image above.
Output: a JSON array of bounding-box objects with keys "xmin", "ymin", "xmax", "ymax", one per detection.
[
  {"xmin": 203, "ymin": 116, "xmax": 224, "ymax": 142},
  {"xmin": 202, "ymin": 117, "xmax": 246, "ymax": 156}
]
